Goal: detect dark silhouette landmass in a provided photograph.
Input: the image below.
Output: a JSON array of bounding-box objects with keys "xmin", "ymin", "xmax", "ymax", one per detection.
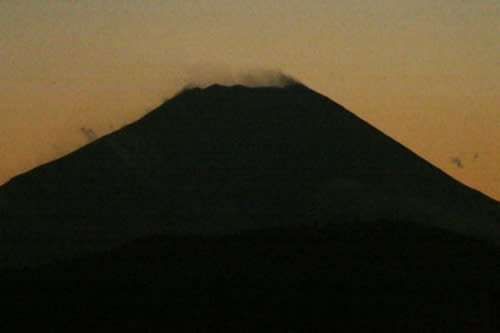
[
  {"xmin": 1, "ymin": 81, "xmax": 498, "ymax": 267},
  {"xmin": 0, "ymin": 79, "xmax": 499, "ymax": 331},
  {"xmin": 1, "ymin": 221, "xmax": 499, "ymax": 331}
]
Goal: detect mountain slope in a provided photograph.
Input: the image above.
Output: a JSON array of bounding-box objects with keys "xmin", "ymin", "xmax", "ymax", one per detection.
[{"xmin": 0, "ymin": 82, "xmax": 499, "ymax": 267}]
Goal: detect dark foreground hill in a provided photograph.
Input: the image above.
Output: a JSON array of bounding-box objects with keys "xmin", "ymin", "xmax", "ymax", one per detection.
[
  {"xmin": 1, "ymin": 221, "xmax": 499, "ymax": 332},
  {"xmin": 0, "ymin": 81, "xmax": 499, "ymax": 267}
]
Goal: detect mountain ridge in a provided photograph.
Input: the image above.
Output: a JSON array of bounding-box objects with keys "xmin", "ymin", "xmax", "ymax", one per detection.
[
  {"xmin": 1, "ymin": 220, "xmax": 498, "ymax": 331},
  {"xmin": 3, "ymin": 82, "xmax": 497, "ymax": 205},
  {"xmin": 0, "ymin": 81, "xmax": 499, "ymax": 267}
]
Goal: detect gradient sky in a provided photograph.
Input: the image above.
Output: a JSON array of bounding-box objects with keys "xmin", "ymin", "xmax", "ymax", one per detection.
[{"xmin": 1, "ymin": 1, "xmax": 499, "ymax": 200}]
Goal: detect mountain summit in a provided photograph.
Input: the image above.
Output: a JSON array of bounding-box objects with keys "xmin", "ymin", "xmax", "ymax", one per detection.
[{"xmin": 1, "ymin": 81, "xmax": 499, "ymax": 267}]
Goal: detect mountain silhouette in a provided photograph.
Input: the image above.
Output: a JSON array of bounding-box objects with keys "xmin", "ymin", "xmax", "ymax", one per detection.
[
  {"xmin": 0, "ymin": 81, "xmax": 499, "ymax": 267},
  {"xmin": 1, "ymin": 221, "xmax": 498, "ymax": 332}
]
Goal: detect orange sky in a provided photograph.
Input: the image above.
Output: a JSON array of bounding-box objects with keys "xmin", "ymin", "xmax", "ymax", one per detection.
[{"xmin": 1, "ymin": 1, "xmax": 498, "ymax": 200}]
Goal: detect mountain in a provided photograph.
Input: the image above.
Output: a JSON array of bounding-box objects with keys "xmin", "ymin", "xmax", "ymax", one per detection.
[
  {"xmin": 1, "ymin": 222, "xmax": 498, "ymax": 332},
  {"xmin": 1, "ymin": 81, "xmax": 499, "ymax": 267}
]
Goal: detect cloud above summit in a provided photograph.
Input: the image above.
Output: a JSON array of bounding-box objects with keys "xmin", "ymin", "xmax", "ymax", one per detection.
[{"xmin": 176, "ymin": 65, "xmax": 301, "ymax": 90}]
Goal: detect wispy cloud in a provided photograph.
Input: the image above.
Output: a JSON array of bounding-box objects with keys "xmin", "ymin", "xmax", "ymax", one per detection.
[{"xmin": 451, "ymin": 157, "xmax": 463, "ymax": 168}]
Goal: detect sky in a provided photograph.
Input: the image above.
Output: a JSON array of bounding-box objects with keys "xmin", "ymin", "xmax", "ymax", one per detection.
[{"xmin": 0, "ymin": 0, "xmax": 498, "ymax": 200}]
